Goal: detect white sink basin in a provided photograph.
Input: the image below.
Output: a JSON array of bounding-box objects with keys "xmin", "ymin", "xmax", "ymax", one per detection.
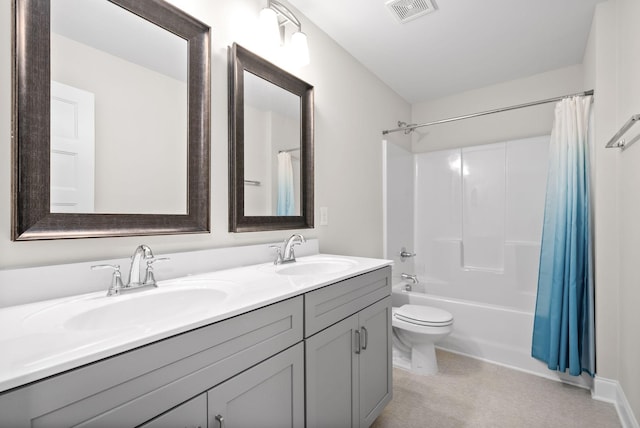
[
  {"xmin": 65, "ymin": 288, "xmax": 228, "ymax": 331},
  {"xmin": 275, "ymin": 258, "xmax": 357, "ymax": 276},
  {"xmin": 23, "ymin": 281, "xmax": 233, "ymax": 332}
]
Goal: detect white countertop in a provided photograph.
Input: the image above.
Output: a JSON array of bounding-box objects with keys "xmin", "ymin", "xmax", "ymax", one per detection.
[{"xmin": 0, "ymin": 254, "xmax": 391, "ymax": 392}]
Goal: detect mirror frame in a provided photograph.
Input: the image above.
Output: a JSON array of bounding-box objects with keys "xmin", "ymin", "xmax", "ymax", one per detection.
[
  {"xmin": 228, "ymin": 43, "xmax": 314, "ymax": 232},
  {"xmin": 12, "ymin": 0, "xmax": 211, "ymax": 240}
]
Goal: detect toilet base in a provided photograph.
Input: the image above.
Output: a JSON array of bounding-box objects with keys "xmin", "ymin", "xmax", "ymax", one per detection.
[
  {"xmin": 392, "ymin": 342, "xmax": 439, "ymax": 375},
  {"xmin": 392, "ymin": 346, "xmax": 412, "ymax": 371},
  {"xmin": 411, "ymin": 342, "xmax": 438, "ymax": 375}
]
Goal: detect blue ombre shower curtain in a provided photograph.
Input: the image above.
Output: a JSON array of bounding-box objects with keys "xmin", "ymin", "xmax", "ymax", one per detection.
[
  {"xmin": 277, "ymin": 152, "xmax": 295, "ymax": 216},
  {"xmin": 531, "ymin": 95, "xmax": 595, "ymax": 377}
]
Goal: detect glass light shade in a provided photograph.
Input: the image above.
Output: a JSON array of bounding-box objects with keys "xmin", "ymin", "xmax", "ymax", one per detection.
[
  {"xmin": 290, "ymin": 31, "xmax": 310, "ymax": 66},
  {"xmin": 258, "ymin": 7, "xmax": 281, "ymax": 50}
]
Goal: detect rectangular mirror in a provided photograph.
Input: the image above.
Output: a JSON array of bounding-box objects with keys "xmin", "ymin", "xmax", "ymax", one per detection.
[
  {"xmin": 12, "ymin": 0, "xmax": 211, "ymax": 240},
  {"xmin": 228, "ymin": 43, "xmax": 314, "ymax": 232},
  {"xmin": 50, "ymin": 0, "xmax": 188, "ymax": 215},
  {"xmin": 243, "ymin": 70, "xmax": 301, "ymax": 217}
]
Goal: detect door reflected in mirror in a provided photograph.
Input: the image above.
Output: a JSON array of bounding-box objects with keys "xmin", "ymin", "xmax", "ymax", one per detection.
[
  {"xmin": 50, "ymin": 0, "xmax": 188, "ymax": 214},
  {"xmin": 243, "ymin": 70, "xmax": 301, "ymax": 217}
]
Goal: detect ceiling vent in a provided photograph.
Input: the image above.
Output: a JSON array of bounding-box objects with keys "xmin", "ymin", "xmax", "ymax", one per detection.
[{"xmin": 385, "ymin": 0, "xmax": 437, "ymax": 24}]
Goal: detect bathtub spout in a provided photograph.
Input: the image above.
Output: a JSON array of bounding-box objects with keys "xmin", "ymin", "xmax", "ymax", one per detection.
[{"xmin": 400, "ymin": 273, "xmax": 418, "ymax": 285}]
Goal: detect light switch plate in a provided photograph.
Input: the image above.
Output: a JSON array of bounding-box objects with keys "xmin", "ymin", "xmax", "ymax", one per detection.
[{"xmin": 319, "ymin": 207, "xmax": 329, "ymax": 226}]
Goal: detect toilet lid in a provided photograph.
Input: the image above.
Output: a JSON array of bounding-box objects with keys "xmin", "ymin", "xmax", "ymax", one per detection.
[{"xmin": 394, "ymin": 304, "xmax": 453, "ymax": 326}]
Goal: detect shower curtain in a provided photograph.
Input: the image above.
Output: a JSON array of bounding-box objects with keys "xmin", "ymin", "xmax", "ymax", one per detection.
[
  {"xmin": 277, "ymin": 152, "xmax": 295, "ymax": 216},
  {"xmin": 531, "ymin": 95, "xmax": 595, "ymax": 377}
]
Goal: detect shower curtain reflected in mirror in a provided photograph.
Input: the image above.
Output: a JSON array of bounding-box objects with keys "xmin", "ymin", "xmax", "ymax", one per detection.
[
  {"xmin": 531, "ymin": 95, "xmax": 595, "ymax": 377},
  {"xmin": 277, "ymin": 152, "xmax": 295, "ymax": 216}
]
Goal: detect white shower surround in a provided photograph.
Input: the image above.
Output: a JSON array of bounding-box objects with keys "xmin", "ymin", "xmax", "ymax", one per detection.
[
  {"xmin": 414, "ymin": 138, "xmax": 548, "ymax": 312},
  {"xmin": 384, "ymin": 136, "xmax": 593, "ymax": 387}
]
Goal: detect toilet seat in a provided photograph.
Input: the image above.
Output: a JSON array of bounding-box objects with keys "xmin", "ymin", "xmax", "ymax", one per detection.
[{"xmin": 394, "ymin": 305, "xmax": 453, "ymax": 327}]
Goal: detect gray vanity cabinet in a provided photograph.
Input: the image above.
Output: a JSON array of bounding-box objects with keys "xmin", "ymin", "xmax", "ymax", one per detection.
[
  {"xmin": 0, "ymin": 296, "xmax": 303, "ymax": 428},
  {"xmin": 139, "ymin": 394, "xmax": 207, "ymax": 428},
  {"xmin": 304, "ymin": 267, "xmax": 392, "ymax": 428},
  {"xmin": 208, "ymin": 342, "xmax": 305, "ymax": 428},
  {"xmin": 0, "ymin": 265, "xmax": 392, "ymax": 428}
]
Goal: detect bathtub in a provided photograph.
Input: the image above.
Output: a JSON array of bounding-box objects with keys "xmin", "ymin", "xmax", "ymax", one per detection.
[{"xmin": 391, "ymin": 281, "xmax": 592, "ymax": 387}]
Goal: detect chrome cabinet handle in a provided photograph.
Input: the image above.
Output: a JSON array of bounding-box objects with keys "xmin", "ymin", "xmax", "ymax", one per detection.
[
  {"xmin": 215, "ymin": 414, "xmax": 225, "ymax": 428},
  {"xmin": 361, "ymin": 326, "xmax": 368, "ymax": 350},
  {"xmin": 354, "ymin": 329, "xmax": 361, "ymax": 354}
]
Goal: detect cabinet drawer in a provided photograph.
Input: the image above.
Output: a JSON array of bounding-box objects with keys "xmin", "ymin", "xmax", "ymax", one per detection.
[
  {"xmin": 0, "ymin": 296, "xmax": 303, "ymax": 428},
  {"xmin": 139, "ymin": 394, "xmax": 206, "ymax": 428},
  {"xmin": 304, "ymin": 266, "xmax": 391, "ymax": 337}
]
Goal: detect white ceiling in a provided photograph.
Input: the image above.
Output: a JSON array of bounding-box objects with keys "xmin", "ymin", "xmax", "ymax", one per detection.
[
  {"xmin": 52, "ymin": 0, "xmax": 187, "ymax": 82},
  {"xmin": 287, "ymin": 0, "xmax": 606, "ymax": 103}
]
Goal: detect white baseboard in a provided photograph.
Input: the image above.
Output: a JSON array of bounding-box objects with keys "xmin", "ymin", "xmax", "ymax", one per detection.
[
  {"xmin": 592, "ymin": 376, "xmax": 639, "ymax": 428},
  {"xmin": 437, "ymin": 347, "xmax": 635, "ymax": 428},
  {"xmin": 438, "ymin": 339, "xmax": 594, "ymax": 389}
]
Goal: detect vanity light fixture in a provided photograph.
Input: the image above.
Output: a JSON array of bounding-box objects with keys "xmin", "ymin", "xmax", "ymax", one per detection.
[{"xmin": 258, "ymin": 0, "xmax": 310, "ymax": 66}]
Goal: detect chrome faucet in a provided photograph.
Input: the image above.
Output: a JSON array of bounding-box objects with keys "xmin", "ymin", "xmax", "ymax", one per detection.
[
  {"xmin": 401, "ymin": 273, "xmax": 419, "ymax": 283},
  {"xmin": 270, "ymin": 234, "xmax": 306, "ymax": 264},
  {"xmin": 400, "ymin": 273, "xmax": 418, "ymax": 291},
  {"xmin": 91, "ymin": 244, "xmax": 169, "ymax": 296},
  {"xmin": 127, "ymin": 244, "xmax": 155, "ymax": 288},
  {"xmin": 283, "ymin": 234, "xmax": 305, "ymax": 261}
]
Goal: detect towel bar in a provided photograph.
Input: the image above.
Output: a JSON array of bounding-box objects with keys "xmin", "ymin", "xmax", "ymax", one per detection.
[{"xmin": 605, "ymin": 114, "xmax": 640, "ymax": 149}]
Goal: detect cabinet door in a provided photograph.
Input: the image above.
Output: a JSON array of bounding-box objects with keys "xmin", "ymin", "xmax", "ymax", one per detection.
[
  {"xmin": 305, "ymin": 314, "xmax": 360, "ymax": 428},
  {"xmin": 358, "ymin": 296, "xmax": 392, "ymax": 427},
  {"xmin": 140, "ymin": 394, "xmax": 207, "ymax": 428},
  {"xmin": 208, "ymin": 343, "xmax": 304, "ymax": 428}
]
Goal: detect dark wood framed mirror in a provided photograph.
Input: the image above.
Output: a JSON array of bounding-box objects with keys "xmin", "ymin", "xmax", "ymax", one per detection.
[
  {"xmin": 228, "ymin": 43, "xmax": 314, "ymax": 232},
  {"xmin": 12, "ymin": 0, "xmax": 211, "ymax": 240}
]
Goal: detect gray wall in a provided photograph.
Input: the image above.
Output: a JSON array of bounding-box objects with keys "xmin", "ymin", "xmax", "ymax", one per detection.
[
  {"xmin": 0, "ymin": 0, "xmax": 410, "ymax": 271},
  {"xmin": 586, "ymin": 0, "xmax": 640, "ymax": 420},
  {"xmin": 410, "ymin": 64, "xmax": 585, "ymax": 153}
]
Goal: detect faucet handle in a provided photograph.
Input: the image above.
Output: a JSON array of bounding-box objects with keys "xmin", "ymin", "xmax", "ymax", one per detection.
[
  {"xmin": 143, "ymin": 257, "xmax": 169, "ymax": 286},
  {"xmin": 400, "ymin": 247, "xmax": 416, "ymax": 261},
  {"xmin": 269, "ymin": 245, "xmax": 283, "ymax": 265},
  {"xmin": 91, "ymin": 264, "xmax": 124, "ymax": 296}
]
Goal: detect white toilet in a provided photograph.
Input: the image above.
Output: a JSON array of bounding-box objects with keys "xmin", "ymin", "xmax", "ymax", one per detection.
[{"xmin": 392, "ymin": 304, "xmax": 454, "ymax": 375}]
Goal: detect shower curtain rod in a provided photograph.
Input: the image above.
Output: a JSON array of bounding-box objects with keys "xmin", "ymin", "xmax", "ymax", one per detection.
[{"xmin": 381, "ymin": 89, "xmax": 594, "ymax": 135}]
